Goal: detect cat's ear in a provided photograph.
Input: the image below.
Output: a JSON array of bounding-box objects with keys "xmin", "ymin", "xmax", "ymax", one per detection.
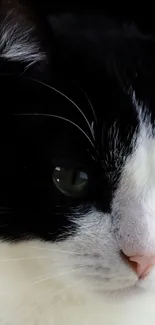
[{"xmin": 0, "ymin": 1, "xmax": 53, "ymax": 78}]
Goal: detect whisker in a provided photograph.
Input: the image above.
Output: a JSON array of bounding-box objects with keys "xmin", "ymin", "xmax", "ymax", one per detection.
[
  {"xmin": 0, "ymin": 256, "xmax": 51, "ymax": 262},
  {"xmin": 0, "ymin": 73, "xmax": 96, "ymax": 142},
  {"xmin": 6, "ymin": 278, "xmax": 85, "ymax": 324},
  {"xmin": 32, "ymin": 272, "xmax": 53, "ymax": 283},
  {"xmin": 75, "ymin": 82, "xmax": 98, "ymax": 126},
  {"xmin": 14, "ymin": 113, "xmax": 98, "ymax": 153},
  {"xmin": 30, "ymin": 78, "xmax": 96, "ymax": 141},
  {"xmin": 49, "ymin": 277, "xmax": 86, "ymax": 309},
  {"xmin": 21, "ymin": 60, "xmax": 38, "ymax": 75},
  {"xmin": 27, "ymin": 245, "xmax": 82, "ymax": 256},
  {"xmin": 33, "ymin": 266, "xmax": 86, "ymax": 285},
  {"xmin": 32, "ymin": 266, "xmax": 84, "ymax": 284}
]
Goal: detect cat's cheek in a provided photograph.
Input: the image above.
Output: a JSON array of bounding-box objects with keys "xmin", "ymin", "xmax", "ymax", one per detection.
[{"xmin": 61, "ymin": 210, "xmax": 138, "ymax": 293}]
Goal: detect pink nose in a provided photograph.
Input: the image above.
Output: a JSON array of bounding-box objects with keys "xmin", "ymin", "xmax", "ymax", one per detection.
[{"xmin": 123, "ymin": 254, "xmax": 155, "ymax": 278}]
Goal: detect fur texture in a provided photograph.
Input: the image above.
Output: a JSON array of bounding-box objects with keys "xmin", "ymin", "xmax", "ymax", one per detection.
[{"xmin": 1, "ymin": 2, "xmax": 155, "ymax": 324}]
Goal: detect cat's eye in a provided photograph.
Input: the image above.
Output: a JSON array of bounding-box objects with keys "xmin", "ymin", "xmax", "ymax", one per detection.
[{"xmin": 52, "ymin": 166, "xmax": 89, "ymax": 198}]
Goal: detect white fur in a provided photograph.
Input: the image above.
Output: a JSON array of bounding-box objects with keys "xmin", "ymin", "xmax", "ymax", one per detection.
[
  {"xmin": 0, "ymin": 9, "xmax": 45, "ymax": 65},
  {"xmin": 1, "ymin": 240, "xmax": 155, "ymax": 325}
]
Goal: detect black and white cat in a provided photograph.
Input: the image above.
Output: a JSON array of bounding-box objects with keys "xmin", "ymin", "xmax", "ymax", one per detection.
[{"xmin": 1, "ymin": 1, "xmax": 155, "ymax": 324}]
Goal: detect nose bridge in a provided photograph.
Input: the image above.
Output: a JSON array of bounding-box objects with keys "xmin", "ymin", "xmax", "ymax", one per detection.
[
  {"xmin": 113, "ymin": 131, "xmax": 155, "ymax": 256},
  {"xmin": 119, "ymin": 208, "xmax": 155, "ymax": 256},
  {"xmin": 115, "ymin": 192, "xmax": 155, "ymax": 256}
]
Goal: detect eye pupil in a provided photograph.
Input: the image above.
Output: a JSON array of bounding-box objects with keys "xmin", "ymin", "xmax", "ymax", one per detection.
[{"xmin": 52, "ymin": 167, "xmax": 88, "ymax": 198}]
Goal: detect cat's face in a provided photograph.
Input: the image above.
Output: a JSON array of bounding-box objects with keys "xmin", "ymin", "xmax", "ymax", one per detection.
[
  {"xmin": 1, "ymin": 2, "xmax": 155, "ymax": 299},
  {"xmin": 1, "ymin": 77, "xmax": 155, "ymax": 297},
  {"xmin": 45, "ymin": 96, "xmax": 155, "ymax": 295}
]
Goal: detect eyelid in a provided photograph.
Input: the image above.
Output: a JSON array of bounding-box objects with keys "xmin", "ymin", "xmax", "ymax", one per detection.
[{"xmin": 51, "ymin": 156, "xmax": 95, "ymax": 171}]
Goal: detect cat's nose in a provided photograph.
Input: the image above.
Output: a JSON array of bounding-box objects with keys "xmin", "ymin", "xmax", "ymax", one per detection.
[{"xmin": 122, "ymin": 253, "xmax": 155, "ymax": 278}]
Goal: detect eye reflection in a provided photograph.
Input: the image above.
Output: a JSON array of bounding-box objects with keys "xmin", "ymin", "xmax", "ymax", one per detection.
[{"xmin": 52, "ymin": 166, "xmax": 89, "ymax": 198}]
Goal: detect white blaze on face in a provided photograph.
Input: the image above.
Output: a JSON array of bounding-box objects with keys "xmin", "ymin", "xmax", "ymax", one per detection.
[{"xmin": 113, "ymin": 99, "xmax": 155, "ymax": 257}]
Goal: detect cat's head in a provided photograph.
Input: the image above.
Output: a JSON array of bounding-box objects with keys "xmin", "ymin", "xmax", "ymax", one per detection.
[{"xmin": 1, "ymin": 1, "xmax": 155, "ymax": 298}]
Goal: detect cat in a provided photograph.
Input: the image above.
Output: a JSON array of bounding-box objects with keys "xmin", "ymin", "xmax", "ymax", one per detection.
[{"xmin": 1, "ymin": 1, "xmax": 155, "ymax": 324}]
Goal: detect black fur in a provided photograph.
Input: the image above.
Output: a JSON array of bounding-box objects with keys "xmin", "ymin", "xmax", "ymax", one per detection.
[{"xmin": 0, "ymin": 1, "xmax": 154, "ymax": 241}]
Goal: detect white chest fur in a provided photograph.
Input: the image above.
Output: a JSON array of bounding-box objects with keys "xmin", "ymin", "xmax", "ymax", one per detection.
[{"xmin": 0, "ymin": 240, "xmax": 155, "ymax": 325}]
